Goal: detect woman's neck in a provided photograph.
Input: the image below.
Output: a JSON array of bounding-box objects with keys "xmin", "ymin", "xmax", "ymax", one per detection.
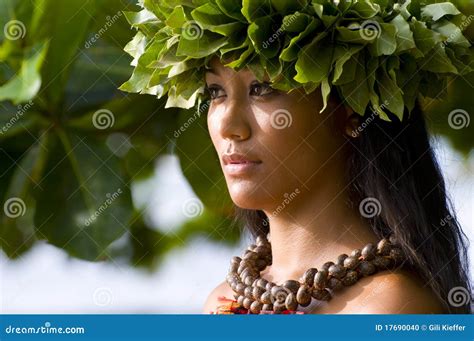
[{"xmin": 261, "ymin": 182, "xmax": 379, "ymax": 284}]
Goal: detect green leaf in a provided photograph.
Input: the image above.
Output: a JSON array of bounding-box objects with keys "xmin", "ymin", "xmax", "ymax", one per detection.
[
  {"xmin": 1, "ymin": 135, "xmax": 48, "ymax": 258},
  {"xmin": 368, "ymin": 23, "xmax": 397, "ymax": 56},
  {"xmin": 34, "ymin": 132, "xmax": 133, "ymax": 261},
  {"xmin": 294, "ymin": 34, "xmax": 331, "ymax": 84},
  {"xmin": 390, "ymin": 15, "xmax": 416, "ymax": 53},
  {"xmin": 339, "ymin": 53, "xmax": 370, "ymax": 115},
  {"xmin": 378, "ymin": 66, "xmax": 404, "ymax": 121},
  {"xmin": 0, "ymin": 43, "xmax": 49, "ymax": 104},
  {"xmin": 412, "ymin": 20, "xmax": 443, "ymax": 55},
  {"xmin": 242, "ymin": 0, "xmax": 272, "ymax": 22},
  {"xmin": 421, "ymin": 2, "xmax": 461, "ymax": 21},
  {"xmin": 420, "ymin": 44, "xmax": 458, "ymax": 74},
  {"xmin": 177, "ymin": 31, "xmax": 227, "ymax": 58},
  {"xmin": 29, "ymin": 0, "xmax": 96, "ymax": 109}
]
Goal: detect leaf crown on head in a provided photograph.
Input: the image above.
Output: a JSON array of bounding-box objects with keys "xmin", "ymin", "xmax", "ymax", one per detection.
[{"xmin": 120, "ymin": 0, "xmax": 473, "ymax": 121}]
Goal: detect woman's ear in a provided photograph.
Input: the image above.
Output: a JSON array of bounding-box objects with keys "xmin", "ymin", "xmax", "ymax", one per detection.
[{"xmin": 344, "ymin": 106, "xmax": 360, "ymax": 138}]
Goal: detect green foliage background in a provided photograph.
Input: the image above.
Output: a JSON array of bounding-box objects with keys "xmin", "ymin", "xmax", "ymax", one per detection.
[{"xmin": 0, "ymin": 0, "xmax": 472, "ymax": 269}]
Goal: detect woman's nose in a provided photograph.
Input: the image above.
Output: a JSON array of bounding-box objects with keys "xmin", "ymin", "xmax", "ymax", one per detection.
[{"xmin": 218, "ymin": 98, "xmax": 251, "ymax": 141}]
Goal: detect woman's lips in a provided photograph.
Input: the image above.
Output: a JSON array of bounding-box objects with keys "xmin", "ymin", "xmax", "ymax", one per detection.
[
  {"xmin": 222, "ymin": 153, "xmax": 262, "ymax": 176},
  {"xmin": 224, "ymin": 161, "xmax": 262, "ymax": 176}
]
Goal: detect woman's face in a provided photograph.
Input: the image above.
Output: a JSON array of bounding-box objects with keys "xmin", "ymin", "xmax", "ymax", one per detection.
[{"xmin": 205, "ymin": 57, "xmax": 347, "ymax": 212}]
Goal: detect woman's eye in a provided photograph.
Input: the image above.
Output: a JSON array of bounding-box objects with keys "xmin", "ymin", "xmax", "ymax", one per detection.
[
  {"xmin": 206, "ymin": 86, "xmax": 226, "ymax": 100},
  {"xmin": 250, "ymin": 82, "xmax": 275, "ymax": 97}
]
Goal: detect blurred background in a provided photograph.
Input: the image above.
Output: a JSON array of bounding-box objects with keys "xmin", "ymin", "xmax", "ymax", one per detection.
[{"xmin": 0, "ymin": 0, "xmax": 473, "ymax": 313}]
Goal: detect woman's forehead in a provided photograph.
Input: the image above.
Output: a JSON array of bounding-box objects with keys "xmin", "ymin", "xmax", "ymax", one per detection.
[{"xmin": 206, "ymin": 57, "xmax": 269, "ymax": 81}]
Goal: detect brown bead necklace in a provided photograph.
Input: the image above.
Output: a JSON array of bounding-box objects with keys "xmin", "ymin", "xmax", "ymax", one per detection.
[{"xmin": 226, "ymin": 234, "xmax": 406, "ymax": 314}]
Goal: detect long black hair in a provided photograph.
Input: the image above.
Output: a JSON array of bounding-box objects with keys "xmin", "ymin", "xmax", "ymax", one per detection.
[{"xmin": 233, "ymin": 101, "xmax": 472, "ymax": 314}]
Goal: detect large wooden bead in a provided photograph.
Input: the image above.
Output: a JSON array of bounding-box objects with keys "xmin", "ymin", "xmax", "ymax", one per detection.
[
  {"xmin": 229, "ymin": 262, "xmax": 239, "ymax": 273},
  {"xmin": 312, "ymin": 288, "xmax": 331, "ymax": 301},
  {"xmin": 257, "ymin": 278, "xmax": 269, "ymax": 289},
  {"xmin": 361, "ymin": 243, "xmax": 376, "ymax": 261},
  {"xmin": 235, "ymin": 283, "xmax": 246, "ymax": 295},
  {"xmin": 296, "ymin": 285, "xmax": 312, "ymax": 306},
  {"xmin": 301, "ymin": 268, "xmax": 318, "ymax": 286},
  {"xmin": 262, "ymin": 303, "xmax": 273, "ymax": 312},
  {"xmin": 342, "ymin": 270, "xmax": 359, "ymax": 286},
  {"xmin": 261, "ymin": 291, "xmax": 272, "ymax": 304},
  {"xmin": 231, "ymin": 256, "xmax": 242, "ymax": 264},
  {"xmin": 328, "ymin": 264, "xmax": 346, "ymax": 279},
  {"xmin": 237, "ymin": 295, "xmax": 245, "ymax": 306},
  {"xmin": 252, "ymin": 286, "xmax": 266, "ymax": 301},
  {"xmin": 282, "ymin": 280, "xmax": 300, "ymax": 295},
  {"xmin": 343, "ymin": 256, "xmax": 359, "ymax": 270},
  {"xmin": 351, "ymin": 249, "xmax": 362, "ymax": 258},
  {"xmin": 327, "ymin": 277, "xmax": 344, "ymax": 291},
  {"xmin": 255, "ymin": 245, "xmax": 270, "ymax": 255},
  {"xmin": 265, "ymin": 282, "xmax": 276, "ymax": 292},
  {"xmin": 314, "ymin": 270, "xmax": 328, "ymax": 290},
  {"xmin": 244, "ymin": 275, "xmax": 256, "ymax": 286},
  {"xmin": 250, "ymin": 300, "xmax": 263, "ymax": 314},
  {"xmin": 271, "ymin": 286, "xmax": 289, "ymax": 303},
  {"xmin": 285, "ymin": 293, "xmax": 298, "ymax": 311},
  {"xmin": 337, "ymin": 254, "xmax": 348, "ymax": 266},
  {"xmin": 322, "ymin": 261, "xmax": 335, "ymax": 271},
  {"xmin": 244, "ymin": 286, "xmax": 253, "ymax": 298},
  {"xmin": 255, "ymin": 258, "xmax": 267, "ymax": 271},
  {"xmin": 377, "ymin": 238, "xmax": 391, "ymax": 255},
  {"xmin": 273, "ymin": 301, "xmax": 287, "ymax": 313},
  {"xmin": 243, "ymin": 251, "xmax": 258, "ymax": 261},
  {"xmin": 243, "ymin": 297, "xmax": 253, "ymax": 309},
  {"xmin": 390, "ymin": 247, "xmax": 404, "ymax": 264},
  {"xmin": 358, "ymin": 260, "xmax": 376, "ymax": 276},
  {"xmin": 373, "ymin": 255, "xmax": 392, "ymax": 269}
]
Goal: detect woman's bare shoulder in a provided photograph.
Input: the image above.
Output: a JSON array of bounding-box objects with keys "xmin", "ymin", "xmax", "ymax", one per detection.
[
  {"xmin": 202, "ymin": 281, "xmax": 234, "ymax": 314},
  {"xmin": 311, "ymin": 268, "xmax": 446, "ymax": 314}
]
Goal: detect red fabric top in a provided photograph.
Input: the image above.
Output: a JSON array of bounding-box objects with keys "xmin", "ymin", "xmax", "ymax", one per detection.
[{"xmin": 210, "ymin": 296, "xmax": 306, "ymax": 314}]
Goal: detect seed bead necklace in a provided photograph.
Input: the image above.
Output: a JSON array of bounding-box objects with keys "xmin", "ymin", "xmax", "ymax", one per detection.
[{"xmin": 225, "ymin": 234, "xmax": 406, "ymax": 314}]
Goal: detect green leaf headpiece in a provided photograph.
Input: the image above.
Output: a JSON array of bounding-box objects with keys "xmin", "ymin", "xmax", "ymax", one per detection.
[{"xmin": 120, "ymin": 0, "xmax": 473, "ymax": 121}]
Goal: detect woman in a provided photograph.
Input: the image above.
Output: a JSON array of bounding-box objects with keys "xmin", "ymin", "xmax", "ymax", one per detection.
[
  {"xmin": 201, "ymin": 56, "xmax": 471, "ymax": 314},
  {"xmin": 121, "ymin": 0, "xmax": 473, "ymax": 314}
]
